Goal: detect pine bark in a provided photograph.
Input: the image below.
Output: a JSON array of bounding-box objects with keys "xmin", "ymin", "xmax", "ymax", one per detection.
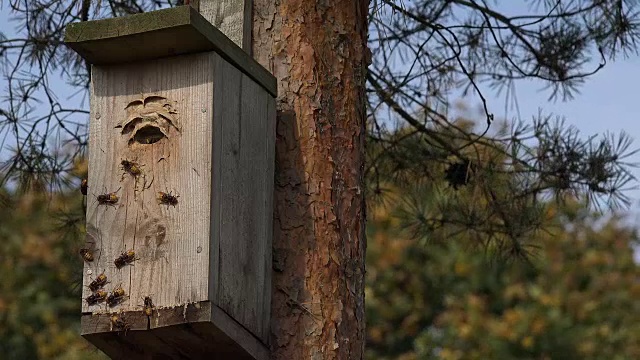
[{"xmin": 252, "ymin": 0, "xmax": 369, "ymax": 358}]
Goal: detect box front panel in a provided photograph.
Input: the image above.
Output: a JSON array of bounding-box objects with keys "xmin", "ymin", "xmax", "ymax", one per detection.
[{"xmin": 82, "ymin": 52, "xmax": 215, "ymax": 314}]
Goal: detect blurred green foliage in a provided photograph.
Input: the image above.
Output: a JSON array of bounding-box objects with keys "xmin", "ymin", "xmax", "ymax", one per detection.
[
  {"xmin": 0, "ymin": 162, "xmax": 107, "ymax": 359},
  {"xmin": 1, "ymin": 136, "xmax": 638, "ymax": 359},
  {"xmin": 365, "ymin": 127, "xmax": 640, "ymax": 359}
]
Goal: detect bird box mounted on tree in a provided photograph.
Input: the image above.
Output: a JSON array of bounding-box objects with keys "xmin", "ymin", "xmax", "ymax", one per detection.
[{"xmin": 65, "ymin": 6, "xmax": 276, "ymax": 359}]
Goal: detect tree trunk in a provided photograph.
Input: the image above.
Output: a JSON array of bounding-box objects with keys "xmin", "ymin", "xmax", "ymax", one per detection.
[{"xmin": 252, "ymin": 1, "xmax": 369, "ymax": 358}]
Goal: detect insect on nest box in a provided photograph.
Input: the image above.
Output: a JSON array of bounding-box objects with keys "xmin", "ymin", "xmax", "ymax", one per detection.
[{"xmin": 66, "ymin": 6, "xmax": 277, "ymax": 360}]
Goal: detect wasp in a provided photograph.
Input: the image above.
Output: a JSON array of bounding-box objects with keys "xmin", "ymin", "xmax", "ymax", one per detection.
[
  {"xmin": 121, "ymin": 159, "xmax": 143, "ymax": 178},
  {"xmin": 142, "ymin": 296, "xmax": 154, "ymax": 317},
  {"xmin": 114, "ymin": 249, "xmax": 138, "ymax": 269},
  {"xmin": 80, "ymin": 179, "xmax": 88, "ymax": 195},
  {"xmin": 157, "ymin": 190, "xmax": 179, "ymax": 207},
  {"xmin": 80, "ymin": 232, "xmax": 102, "ymax": 264},
  {"xmin": 85, "ymin": 290, "xmax": 108, "ymax": 306},
  {"xmin": 96, "ymin": 187, "xmax": 120, "ymax": 206},
  {"xmin": 79, "ymin": 248, "xmax": 94, "ymax": 262},
  {"xmin": 107, "ymin": 286, "xmax": 127, "ymax": 307},
  {"xmin": 88, "ymin": 271, "xmax": 109, "ymax": 292},
  {"xmin": 110, "ymin": 314, "xmax": 130, "ymax": 333}
]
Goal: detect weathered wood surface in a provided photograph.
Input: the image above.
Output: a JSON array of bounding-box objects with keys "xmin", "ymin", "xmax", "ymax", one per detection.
[
  {"xmin": 70, "ymin": 6, "xmax": 277, "ymax": 356},
  {"xmin": 198, "ymin": 0, "xmax": 253, "ymax": 52},
  {"xmin": 83, "ymin": 52, "xmax": 215, "ymax": 314},
  {"xmin": 81, "ymin": 302, "xmax": 268, "ymax": 360},
  {"xmin": 64, "ymin": 6, "xmax": 275, "ymax": 96},
  {"xmin": 82, "ymin": 50, "xmax": 275, "ymax": 350},
  {"xmin": 262, "ymin": 83, "xmax": 277, "ymax": 344},
  {"xmin": 81, "ymin": 310, "xmax": 149, "ymax": 334},
  {"xmin": 211, "ymin": 55, "xmax": 274, "ymax": 344}
]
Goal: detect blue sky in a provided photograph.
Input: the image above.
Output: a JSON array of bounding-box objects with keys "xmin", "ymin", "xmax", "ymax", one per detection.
[
  {"xmin": 471, "ymin": 57, "xmax": 640, "ymax": 223},
  {"xmin": 466, "ymin": 2, "xmax": 640, "ymax": 218},
  {"xmin": 1, "ymin": 2, "xmax": 639, "ymax": 215}
]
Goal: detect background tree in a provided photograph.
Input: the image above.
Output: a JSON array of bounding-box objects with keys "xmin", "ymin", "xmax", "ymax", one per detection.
[
  {"xmin": 0, "ymin": 161, "xmax": 108, "ymax": 359},
  {"xmin": 1, "ymin": 0, "xmax": 640, "ymax": 359},
  {"xmin": 0, "ymin": 0, "xmax": 636, "ymax": 242},
  {"xmin": 366, "ymin": 0, "xmax": 638, "ymax": 256},
  {"xmin": 365, "ymin": 117, "xmax": 640, "ymax": 359},
  {"xmin": 2, "ymin": 0, "xmax": 369, "ymax": 358}
]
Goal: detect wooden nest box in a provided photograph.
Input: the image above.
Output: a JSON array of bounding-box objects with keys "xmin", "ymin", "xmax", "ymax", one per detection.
[{"xmin": 65, "ymin": 6, "xmax": 276, "ymax": 359}]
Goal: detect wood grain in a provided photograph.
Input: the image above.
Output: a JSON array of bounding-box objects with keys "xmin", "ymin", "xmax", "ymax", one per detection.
[
  {"xmin": 262, "ymin": 92, "xmax": 276, "ymax": 342},
  {"xmin": 83, "ymin": 52, "xmax": 215, "ymax": 314},
  {"xmin": 198, "ymin": 0, "xmax": 253, "ymax": 53},
  {"xmin": 64, "ymin": 6, "xmax": 276, "ymax": 96},
  {"xmin": 211, "ymin": 56, "xmax": 274, "ymax": 344},
  {"xmin": 79, "ymin": 38, "xmax": 276, "ymax": 357},
  {"xmin": 80, "ymin": 302, "xmax": 268, "ymax": 360}
]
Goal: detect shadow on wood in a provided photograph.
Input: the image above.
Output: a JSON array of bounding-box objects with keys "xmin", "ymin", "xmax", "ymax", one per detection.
[{"xmin": 82, "ymin": 302, "xmax": 267, "ymax": 359}]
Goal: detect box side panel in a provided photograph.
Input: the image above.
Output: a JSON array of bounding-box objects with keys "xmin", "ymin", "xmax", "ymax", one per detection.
[
  {"xmin": 212, "ymin": 56, "xmax": 273, "ymax": 344},
  {"xmin": 81, "ymin": 302, "xmax": 267, "ymax": 360},
  {"xmin": 261, "ymin": 96, "xmax": 276, "ymax": 343},
  {"xmin": 210, "ymin": 54, "xmax": 241, "ymax": 306},
  {"xmin": 83, "ymin": 52, "xmax": 214, "ymax": 313},
  {"xmin": 209, "ymin": 53, "xmax": 224, "ymax": 309}
]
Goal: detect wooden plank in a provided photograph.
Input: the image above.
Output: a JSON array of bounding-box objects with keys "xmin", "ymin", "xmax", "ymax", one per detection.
[
  {"xmin": 83, "ymin": 52, "xmax": 215, "ymax": 314},
  {"xmin": 64, "ymin": 6, "xmax": 276, "ymax": 97},
  {"xmin": 212, "ymin": 55, "xmax": 272, "ymax": 344},
  {"xmin": 240, "ymin": 74, "xmax": 273, "ymax": 343},
  {"xmin": 261, "ymin": 95, "xmax": 276, "ymax": 342},
  {"xmin": 81, "ymin": 332, "xmax": 147, "ymax": 359},
  {"xmin": 198, "ymin": 0, "xmax": 253, "ymax": 53},
  {"xmin": 80, "ymin": 303, "xmax": 267, "ymax": 359},
  {"xmin": 150, "ymin": 301, "xmax": 211, "ymax": 328},
  {"xmin": 208, "ymin": 53, "xmax": 236, "ymax": 310},
  {"xmin": 212, "ymin": 55, "xmax": 241, "ymax": 312},
  {"xmin": 81, "ymin": 311, "xmax": 148, "ymax": 334},
  {"xmin": 210, "ymin": 304, "xmax": 270, "ymax": 360}
]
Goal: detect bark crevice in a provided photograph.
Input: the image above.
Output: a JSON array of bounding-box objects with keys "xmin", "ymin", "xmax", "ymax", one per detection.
[{"xmin": 252, "ymin": 0, "xmax": 368, "ymax": 358}]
